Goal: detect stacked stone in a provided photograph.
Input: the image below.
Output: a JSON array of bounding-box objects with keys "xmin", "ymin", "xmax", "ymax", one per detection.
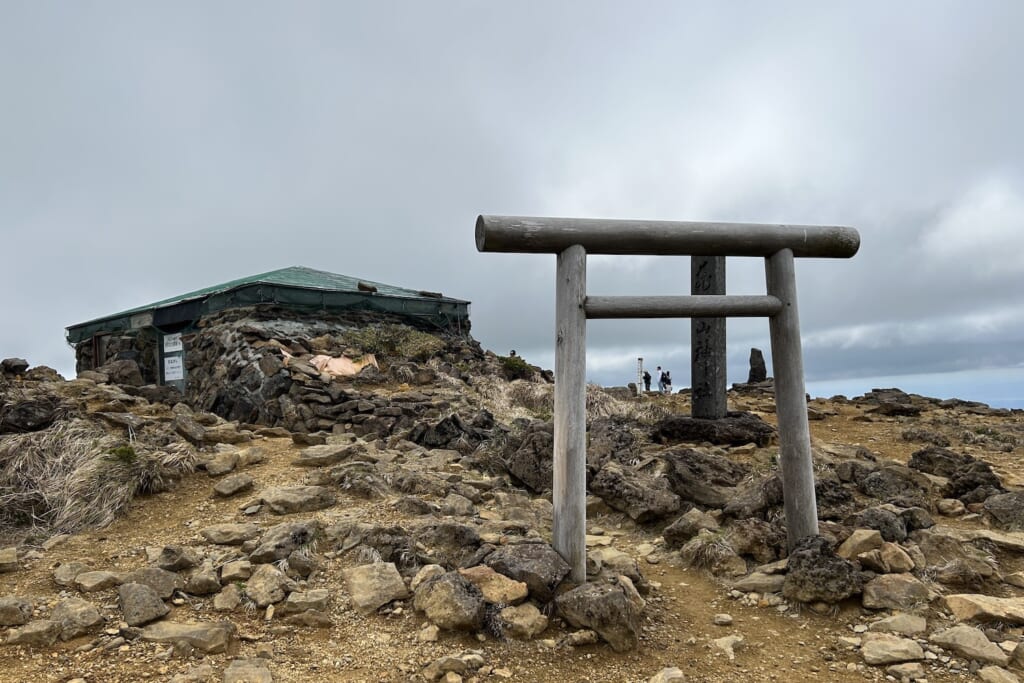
[{"xmin": 182, "ymin": 307, "xmax": 485, "ymax": 435}]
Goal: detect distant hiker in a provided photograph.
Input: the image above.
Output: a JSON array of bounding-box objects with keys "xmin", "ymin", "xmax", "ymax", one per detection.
[
  {"xmin": 642, "ymin": 370, "xmax": 651, "ymax": 392},
  {"xmin": 660, "ymin": 369, "xmax": 672, "ymax": 394},
  {"xmin": 656, "ymin": 366, "xmax": 664, "ymax": 393}
]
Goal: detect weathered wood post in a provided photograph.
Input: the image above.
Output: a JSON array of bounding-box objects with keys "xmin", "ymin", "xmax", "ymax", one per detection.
[
  {"xmin": 554, "ymin": 245, "xmax": 588, "ymax": 583},
  {"xmin": 475, "ymin": 215, "xmax": 859, "ymax": 577},
  {"xmin": 691, "ymin": 256, "xmax": 727, "ymax": 418},
  {"xmin": 766, "ymin": 249, "xmax": 818, "ymax": 547}
]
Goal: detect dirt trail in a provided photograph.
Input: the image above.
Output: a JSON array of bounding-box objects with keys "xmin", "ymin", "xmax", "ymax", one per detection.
[{"xmin": 1, "ymin": 391, "xmax": 1022, "ymax": 682}]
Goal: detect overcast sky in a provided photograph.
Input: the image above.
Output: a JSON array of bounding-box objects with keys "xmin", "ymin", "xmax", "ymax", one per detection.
[{"xmin": 2, "ymin": 2, "xmax": 1023, "ymax": 406}]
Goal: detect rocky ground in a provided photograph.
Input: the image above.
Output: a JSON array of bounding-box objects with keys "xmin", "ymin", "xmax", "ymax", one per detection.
[{"xmin": 1, "ymin": 341, "xmax": 1024, "ymax": 683}]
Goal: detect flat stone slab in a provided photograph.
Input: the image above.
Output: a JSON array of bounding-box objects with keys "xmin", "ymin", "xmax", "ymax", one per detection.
[
  {"xmin": 862, "ymin": 573, "xmax": 930, "ymax": 610},
  {"xmin": 293, "ymin": 444, "xmax": 359, "ymax": 467},
  {"xmin": 221, "ymin": 560, "xmax": 252, "ymax": 582},
  {"xmin": 141, "ymin": 621, "xmax": 236, "ymax": 653},
  {"xmin": 53, "ymin": 561, "xmax": 90, "ymax": 587},
  {"xmin": 978, "ymin": 666, "xmax": 1021, "ymax": 683},
  {"xmin": 934, "ymin": 526, "xmax": 1024, "ymax": 553},
  {"xmin": 223, "ymin": 658, "xmax": 273, "ymax": 683},
  {"xmin": 260, "ymin": 486, "xmax": 336, "ymax": 514},
  {"xmin": 944, "ymin": 594, "xmax": 1024, "ymax": 624},
  {"xmin": 731, "ymin": 572, "xmax": 785, "ymax": 594},
  {"xmin": 868, "ymin": 613, "xmax": 927, "ymax": 636},
  {"xmin": 837, "ymin": 529, "xmax": 883, "ymax": 560},
  {"xmin": 200, "ymin": 523, "xmax": 261, "ymax": 545},
  {"xmin": 277, "ymin": 589, "xmax": 330, "ymax": 616},
  {"xmin": 205, "ymin": 450, "xmax": 240, "ymax": 476},
  {"xmin": 6, "ymin": 619, "xmax": 60, "ymax": 647},
  {"xmin": 458, "ymin": 565, "xmax": 528, "ymax": 605},
  {"xmin": 75, "ymin": 570, "xmax": 125, "ymax": 593},
  {"xmin": 861, "ymin": 633, "xmax": 924, "ymax": 665},
  {"xmin": 52, "ymin": 597, "xmax": 103, "ymax": 640},
  {"xmin": 930, "ymin": 624, "xmax": 1009, "ymax": 666},
  {"xmin": 123, "ymin": 567, "xmax": 183, "ymax": 600},
  {"xmin": 214, "ymin": 473, "xmax": 255, "ymax": 498},
  {"xmin": 343, "ymin": 562, "xmax": 409, "ymax": 613}
]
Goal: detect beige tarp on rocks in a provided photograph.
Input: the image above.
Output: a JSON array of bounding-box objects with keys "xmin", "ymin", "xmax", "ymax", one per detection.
[{"xmin": 281, "ymin": 349, "xmax": 378, "ymax": 377}]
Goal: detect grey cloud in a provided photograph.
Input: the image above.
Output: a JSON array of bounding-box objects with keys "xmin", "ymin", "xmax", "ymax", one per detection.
[{"xmin": 1, "ymin": 2, "xmax": 1022, "ymax": 405}]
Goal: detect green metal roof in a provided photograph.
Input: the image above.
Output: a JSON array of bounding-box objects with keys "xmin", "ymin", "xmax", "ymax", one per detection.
[{"xmin": 67, "ymin": 266, "xmax": 469, "ymax": 333}]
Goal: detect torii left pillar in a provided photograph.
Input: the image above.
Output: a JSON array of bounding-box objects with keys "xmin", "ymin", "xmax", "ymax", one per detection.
[{"xmin": 691, "ymin": 256, "xmax": 727, "ymax": 418}]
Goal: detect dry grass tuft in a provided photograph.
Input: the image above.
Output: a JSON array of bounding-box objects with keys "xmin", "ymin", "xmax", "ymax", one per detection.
[
  {"xmin": 681, "ymin": 529, "xmax": 736, "ymax": 572},
  {"xmin": 470, "ymin": 375, "xmax": 671, "ymax": 425},
  {"xmin": 0, "ymin": 418, "xmax": 196, "ymax": 534}
]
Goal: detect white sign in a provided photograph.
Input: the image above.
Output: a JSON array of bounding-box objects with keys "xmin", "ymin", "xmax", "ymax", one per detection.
[
  {"xmin": 163, "ymin": 333, "xmax": 183, "ymax": 353},
  {"xmin": 164, "ymin": 356, "xmax": 184, "ymax": 381}
]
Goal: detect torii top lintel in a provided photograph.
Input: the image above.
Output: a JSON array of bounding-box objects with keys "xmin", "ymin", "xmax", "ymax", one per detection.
[{"xmin": 475, "ymin": 215, "xmax": 860, "ymax": 259}]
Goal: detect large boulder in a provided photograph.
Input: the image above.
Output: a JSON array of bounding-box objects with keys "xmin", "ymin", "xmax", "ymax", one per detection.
[
  {"xmin": 859, "ymin": 466, "xmax": 933, "ymax": 508},
  {"xmin": 0, "ymin": 358, "xmax": 29, "ymax": 375},
  {"xmin": 652, "ymin": 412, "xmax": 775, "ymax": 447},
  {"xmin": 556, "ymin": 576, "xmax": 645, "ymax": 652},
  {"xmin": 140, "ymin": 621, "xmax": 236, "ymax": 654},
  {"xmin": 413, "ymin": 522, "xmax": 482, "ymax": 569},
  {"xmin": 51, "ymin": 597, "xmax": 103, "ymax": 640},
  {"xmin": 860, "ymin": 633, "xmax": 924, "ymax": 665},
  {"xmin": 0, "ymin": 597, "xmax": 33, "ymax": 626},
  {"xmin": 846, "ymin": 507, "xmax": 907, "ymax": 543},
  {"xmin": 413, "ymin": 571, "xmax": 485, "ymax": 631},
  {"xmin": 154, "ymin": 545, "xmax": 200, "ymax": 572},
  {"xmin": 585, "ymin": 418, "xmax": 638, "ymax": 471},
  {"xmin": 861, "ymin": 388, "xmax": 922, "ymax": 417},
  {"xmin": 498, "ymin": 603, "xmax": 548, "ymax": 640},
  {"xmin": 661, "ymin": 448, "xmax": 750, "ymax": 508},
  {"xmin": 118, "ymin": 583, "xmax": 170, "ymax": 626},
  {"xmin": 6, "ymin": 619, "xmax": 60, "ymax": 647},
  {"xmin": 245, "ymin": 564, "xmax": 291, "ymax": 607},
  {"xmin": 984, "ymin": 492, "xmax": 1024, "ymax": 531},
  {"xmin": 457, "ymin": 566, "xmax": 528, "ymax": 605},
  {"xmin": 862, "ymin": 574, "xmax": 931, "ymax": 611},
  {"xmin": 747, "ymin": 348, "xmax": 767, "ymax": 383},
  {"xmin": 911, "ymin": 528, "xmax": 998, "ymax": 589},
  {"xmin": 930, "ymin": 625, "xmax": 1009, "ymax": 666},
  {"xmin": 589, "ymin": 462, "xmax": 680, "ymax": 522},
  {"xmin": 485, "ymin": 543, "xmax": 570, "ymax": 603},
  {"xmin": 663, "ymin": 509, "xmax": 719, "ymax": 550},
  {"xmin": 261, "ymin": 486, "xmax": 336, "ymax": 514},
  {"xmin": 504, "ymin": 425, "xmax": 553, "ymax": 493},
  {"xmin": 249, "ymin": 520, "xmax": 319, "ymax": 563},
  {"xmin": 727, "ymin": 518, "xmax": 785, "ymax": 564},
  {"xmin": 907, "ymin": 447, "xmax": 974, "ymax": 478},
  {"xmin": 782, "ymin": 536, "xmax": 861, "ymax": 604},
  {"xmin": 945, "ymin": 460, "xmax": 1004, "ymax": 502},
  {"xmin": 943, "ymin": 594, "xmax": 1024, "ymax": 624},
  {"xmin": 0, "ymin": 395, "xmax": 63, "ymax": 434},
  {"xmin": 343, "ymin": 562, "xmax": 410, "ymax": 613},
  {"xmin": 123, "ymin": 567, "xmax": 184, "ymax": 600},
  {"xmin": 96, "ymin": 359, "xmax": 144, "ymax": 387}
]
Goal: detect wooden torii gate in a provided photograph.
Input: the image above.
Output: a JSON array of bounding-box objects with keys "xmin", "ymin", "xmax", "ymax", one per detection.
[{"xmin": 476, "ymin": 215, "xmax": 860, "ymax": 582}]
